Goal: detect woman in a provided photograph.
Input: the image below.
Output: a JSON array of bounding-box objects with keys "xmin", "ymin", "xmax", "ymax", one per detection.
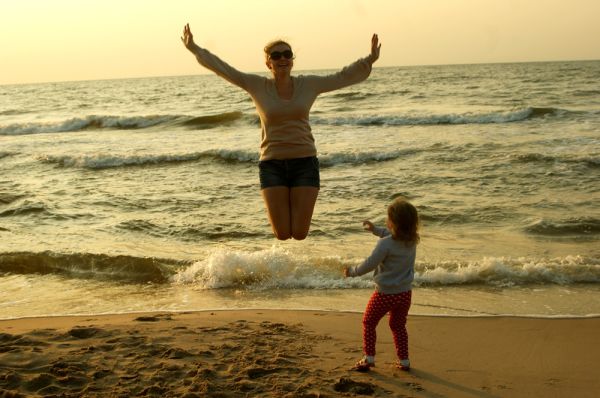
[{"xmin": 181, "ymin": 24, "xmax": 381, "ymax": 240}]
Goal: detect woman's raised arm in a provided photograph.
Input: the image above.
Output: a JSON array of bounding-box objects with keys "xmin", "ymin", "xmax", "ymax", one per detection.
[{"xmin": 180, "ymin": 23, "xmax": 256, "ymax": 90}]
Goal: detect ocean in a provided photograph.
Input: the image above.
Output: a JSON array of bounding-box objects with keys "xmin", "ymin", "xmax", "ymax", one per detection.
[{"xmin": 1, "ymin": 61, "xmax": 599, "ymax": 319}]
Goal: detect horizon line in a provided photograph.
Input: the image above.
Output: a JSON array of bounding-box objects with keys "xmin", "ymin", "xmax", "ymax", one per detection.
[{"xmin": 2, "ymin": 58, "xmax": 599, "ymax": 87}]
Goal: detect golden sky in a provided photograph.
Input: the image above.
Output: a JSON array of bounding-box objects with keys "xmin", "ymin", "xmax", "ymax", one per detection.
[{"xmin": 2, "ymin": 0, "xmax": 599, "ymax": 84}]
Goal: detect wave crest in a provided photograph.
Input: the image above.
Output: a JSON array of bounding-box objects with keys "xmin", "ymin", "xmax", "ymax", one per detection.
[
  {"xmin": 0, "ymin": 115, "xmax": 178, "ymax": 136},
  {"xmin": 313, "ymin": 107, "xmax": 565, "ymax": 126},
  {"xmin": 319, "ymin": 149, "xmax": 417, "ymax": 167},
  {"xmin": 0, "ymin": 112, "xmax": 253, "ymax": 136},
  {"xmin": 524, "ymin": 218, "xmax": 600, "ymax": 236},
  {"xmin": 37, "ymin": 149, "xmax": 259, "ymax": 169},
  {"xmin": 2, "ymin": 249, "xmax": 598, "ymax": 287},
  {"xmin": 0, "ymin": 251, "xmax": 184, "ymax": 283},
  {"xmin": 415, "ymin": 255, "xmax": 600, "ymax": 286},
  {"xmin": 173, "ymin": 248, "xmax": 600, "ymax": 289},
  {"xmin": 180, "ymin": 111, "xmax": 256, "ymax": 129},
  {"xmin": 172, "ymin": 247, "xmax": 364, "ymax": 290},
  {"xmin": 37, "ymin": 148, "xmax": 420, "ymax": 170},
  {"xmin": 0, "ymin": 107, "xmax": 575, "ymax": 136},
  {"xmin": 0, "ymin": 200, "xmax": 49, "ymax": 217}
]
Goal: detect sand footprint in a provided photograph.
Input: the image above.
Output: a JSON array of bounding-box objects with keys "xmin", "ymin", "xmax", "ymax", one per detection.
[{"xmin": 333, "ymin": 377, "xmax": 376, "ymax": 395}]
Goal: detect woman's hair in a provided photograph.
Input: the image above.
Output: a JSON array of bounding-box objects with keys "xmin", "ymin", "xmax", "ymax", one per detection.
[
  {"xmin": 263, "ymin": 39, "xmax": 292, "ymax": 60},
  {"xmin": 387, "ymin": 198, "xmax": 420, "ymax": 245}
]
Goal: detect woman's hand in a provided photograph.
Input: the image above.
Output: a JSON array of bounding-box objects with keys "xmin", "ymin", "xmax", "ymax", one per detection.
[
  {"xmin": 362, "ymin": 220, "xmax": 375, "ymax": 232},
  {"xmin": 181, "ymin": 23, "xmax": 196, "ymax": 51},
  {"xmin": 369, "ymin": 34, "xmax": 381, "ymax": 63}
]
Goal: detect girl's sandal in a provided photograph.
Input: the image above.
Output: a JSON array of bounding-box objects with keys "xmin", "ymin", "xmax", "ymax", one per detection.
[
  {"xmin": 351, "ymin": 358, "xmax": 375, "ymax": 372},
  {"xmin": 396, "ymin": 360, "xmax": 410, "ymax": 372}
]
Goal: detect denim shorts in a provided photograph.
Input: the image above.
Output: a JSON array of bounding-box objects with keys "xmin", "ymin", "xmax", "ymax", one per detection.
[{"xmin": 258, "ymin": 156, "xmax": 320, "ymax": 189}]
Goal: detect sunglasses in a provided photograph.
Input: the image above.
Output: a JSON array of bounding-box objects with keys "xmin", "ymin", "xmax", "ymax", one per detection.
[{"xmin": 269, "ymin": 50, "xmax": 294, "ymax": 60}]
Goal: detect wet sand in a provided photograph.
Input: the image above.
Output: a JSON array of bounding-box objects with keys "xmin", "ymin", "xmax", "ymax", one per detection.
[{"xmin": 1, "ymin": 310, "xmax": 598, "ymax": 397}]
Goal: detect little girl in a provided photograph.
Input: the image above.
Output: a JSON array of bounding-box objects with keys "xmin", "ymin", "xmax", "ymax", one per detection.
[{"xmin": 344, "ymin": 197, "xmax": 420, "ymax": 372}]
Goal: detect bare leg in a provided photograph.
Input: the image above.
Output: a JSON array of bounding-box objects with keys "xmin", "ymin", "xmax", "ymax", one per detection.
[
  {"xmin": 261, "ymin": 186, "xmax": 291, "ymax": 240},
  {"xmin": 290, "ymin": 186, "xmax": 319, "ymax": 240}
]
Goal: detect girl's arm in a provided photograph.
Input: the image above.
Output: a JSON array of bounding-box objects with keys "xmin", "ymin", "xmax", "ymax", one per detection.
[
  {"xmin": 181, "ymin": 24, "xmax": 257, "ymax": 90},
  {"xmin": 345, "ymin": 239, "xmax": 387, "ymax": 277},
  {"xmin": 363, "ymin": 220, "xmax": 390, "ymax": 238}
]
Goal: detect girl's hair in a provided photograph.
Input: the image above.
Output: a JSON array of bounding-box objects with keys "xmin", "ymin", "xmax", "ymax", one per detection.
[
  {"xmin": 263, "ymin": 40, "xmax": 292, "ymax": 60},
  {"xmin": 387, "ymin": 198, "xmax": 420, "ymax": 245}
]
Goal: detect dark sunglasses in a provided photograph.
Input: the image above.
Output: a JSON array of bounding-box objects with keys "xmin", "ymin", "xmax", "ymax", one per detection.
[{"xmin": 269, "ymin": 50, "xmax": 294, "ymax": 60}]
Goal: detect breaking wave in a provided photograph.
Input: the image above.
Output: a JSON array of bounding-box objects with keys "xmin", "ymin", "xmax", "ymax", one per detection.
[
  {"xmin": 0, "ymin": 112, "xmax": 253, "ymax": 136},
  {"xmin": 313, "ymin": 107, "xmax": 567, "ymax": 126},
  {"xmin": 2, "ymin": 248, "xmax": 598, "ymax": 287},
  {"xmin": 0, "ymin": 251, "xmax": 185, "ymax": 283},
  {"xmin": 172, "ymin": 248, "xmax": 600, "ymax": 289},
  {"xmin": 0, "ymin": 107, "xmax": 574, "ymax": 136},
  {"xmin": 37, "ymin": 148, "xmax": 420, "ymax": 169},
  {"xmin": 37, "ymin": 149, "xmax": 259, "ymax": 169},
  {"xmin": 524, "ymin": 218, "xmax": 600, "ymax": 236}
]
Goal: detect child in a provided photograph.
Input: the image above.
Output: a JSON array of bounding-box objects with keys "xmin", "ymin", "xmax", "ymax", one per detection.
[{"xmin": 344, "ymin": 197, "xmax": 420, "ymax": 372}]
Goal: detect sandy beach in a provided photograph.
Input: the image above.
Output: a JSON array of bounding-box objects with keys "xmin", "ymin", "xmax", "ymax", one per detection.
[
  {"xmin": 0, "ymin": 310, "xmax": 598, "ymax": 397},
  {"xmin": 3, "ymin": 59, "xmax": 600, "ymax": 397}
]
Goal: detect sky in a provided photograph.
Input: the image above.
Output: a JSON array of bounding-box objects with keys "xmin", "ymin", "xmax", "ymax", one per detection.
[{"xmin": 2, "ymin": 0, "xmax": 599, "ymax": 85}]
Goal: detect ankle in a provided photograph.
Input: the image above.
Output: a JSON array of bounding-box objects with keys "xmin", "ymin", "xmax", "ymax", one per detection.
[{"xmin": 398, "ymin": 358, "xmax": 410, "ymax": 371}]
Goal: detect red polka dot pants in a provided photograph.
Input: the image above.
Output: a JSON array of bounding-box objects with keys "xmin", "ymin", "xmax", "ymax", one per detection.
[{"xmin": 362, "ymin": 290, "xmax": 412, "ymax": 360}]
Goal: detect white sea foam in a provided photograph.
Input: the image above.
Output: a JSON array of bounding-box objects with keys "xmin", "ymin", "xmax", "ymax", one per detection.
[
  {"xmin": 172, "ymin": 248, "xmax": 600, "ymax": 290},
  {"xmin": 415, "ymin": 255, "xmax": 600, "ymax": 287},
  {"xmin": 36, "ymin": 149, "xmax": 259, "ymax": 169},
  {"xmin": 319, "ymin": 149, "xmax": 417, "ymax": 166},
  {"xmin": 172, "ymin": 246, "xmax": 372, "ymax": 290},
  {"xmin": 0, "ymin": 107, "xmax": 569, "ymax": 136},
  {"xmin": 36, "ymin": 148, "xmax": 416, "ymax": 169},
  {"xmin": 0, "ymin": 114, "xmax": 178, "ymax": 135},
  {"xmin": 312, "ymin": 107, "xmax": 561, "ymax": 126}
]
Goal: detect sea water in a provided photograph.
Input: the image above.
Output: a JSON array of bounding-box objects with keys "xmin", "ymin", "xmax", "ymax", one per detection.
[{"xmin": 1, "ymin": 61, "xmax": 599, "ymax": 319}]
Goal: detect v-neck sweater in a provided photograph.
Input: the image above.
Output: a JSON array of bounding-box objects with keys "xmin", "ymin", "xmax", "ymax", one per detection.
[{"xmin": 190, "ymin": 46, "xmax": 373, "ymax": 160}]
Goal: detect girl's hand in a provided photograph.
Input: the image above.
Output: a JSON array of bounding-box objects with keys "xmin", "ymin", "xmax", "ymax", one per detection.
[
  {"xmin": 362, "ymin": 220, "xmax": 375, "ymax": 232},
  {"xmin": 181, "ymin": 23, "xmax": 196, "ymax": 50},
  {"xmin": 369, "ymin": 34, "xmax": 381, "ymax": 63}
]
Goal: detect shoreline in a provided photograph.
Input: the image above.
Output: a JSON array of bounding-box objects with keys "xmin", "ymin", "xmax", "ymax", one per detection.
[
  {"xmin": 2, "ymin": 308, "xmax": 600, "ymax": 322},
  {"xmin": 1, "ymin": 309, "xmax": 598, "ymax": 397}
]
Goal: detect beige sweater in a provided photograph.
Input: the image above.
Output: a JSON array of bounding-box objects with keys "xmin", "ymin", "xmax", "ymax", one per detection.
[{"xmin": 191, "ymin": 46, "xmax": 373, "ymax": 160}]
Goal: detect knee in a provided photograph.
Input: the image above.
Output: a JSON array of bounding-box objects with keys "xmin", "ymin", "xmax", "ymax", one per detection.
[
  {"xmin": 291, "ymin": 226, "xmax": 309, "ymax": 240},
  {"xmin": 363, "ymin": 317, "xmax": 376, "ymax": 329},
  {"xmin": 274, "ymin": 231, "xmax": 292, "ymax": 240},
  {"xmin": 389, "ymin": 316, "xmax": 406, "ymax": 329},
  {"xmin": 292, "ymin": 232, "xmax": 308, "ymax": 240}
]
